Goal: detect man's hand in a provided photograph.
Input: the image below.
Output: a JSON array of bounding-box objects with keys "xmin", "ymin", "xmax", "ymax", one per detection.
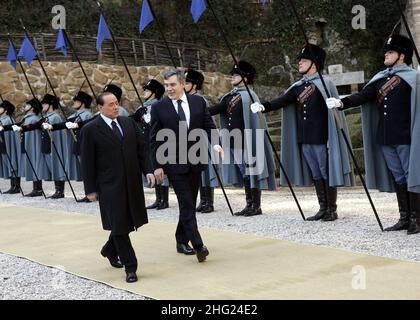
[
  {"xmin": 143, "ymin": 113, "xmax": 151, "ymax": 124},
  {"xmin": 87, "ymin": 192, "xmax": 98, "ymax": 202},
  {"xmin": 146, "ymin": 173, "xmax": 155, "ymax": 188},
  {"xmin": 42, "ymin": 123, "xmax": 53, "ymax": 130},
  {"xmin": 250, "ymin": 102, "xmax": 265, "ymax": 113},
  {"xmin": 326, "ymin": 97, "xmax": 343, "ymax": 109},
  {"xmin": 66, "ymin": 122, "xmax": 79, "ymax": 129},
  {"xmin": 154, "ymin": 168, "xmax": 164, "ymax": 184},
  {"xmin": 12, "ymin": 125, "xmax": 22, "ymax": 132},
  {"xmin": 0, "ymin": 126, "xmax": 3, "ymax": 132},
  {"xmin": 213, "ymin": 144, "xmax": 224, "ymax": 160}
]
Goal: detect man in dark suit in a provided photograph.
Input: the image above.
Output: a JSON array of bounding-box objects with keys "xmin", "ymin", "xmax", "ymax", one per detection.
[
  {"xmin": 150, "ymin": 69, "xmax": 223, "ymax": 263},
  {"xmin": 81, "ymin": 92, "xmax": 155, "ymax": 283}
]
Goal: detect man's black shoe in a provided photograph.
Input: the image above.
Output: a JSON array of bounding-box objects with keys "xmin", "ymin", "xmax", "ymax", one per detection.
[
  {"xmin": 100, "ymin": 248, "xmax": 123, "ymax": 268},
  {"xmin": 126, "ymin": 272, "xmax": 138, "ymax": 283},
  {"xmin": 176, "ymin": 243, "xmax": 195, "ymax": 255},
  {"xmin": 196, "ymin": 246, "xmax": 209, "ymax": 263}
]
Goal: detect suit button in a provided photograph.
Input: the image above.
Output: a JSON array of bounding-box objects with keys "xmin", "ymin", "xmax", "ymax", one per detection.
[
  {"xmin": 304, "ymin": 111, "xmax": 306, "ymax": 114},
  {"xmin": 304, "ymin": 117, "xmax": 307, "ymax": 120},
  {"xmin": 384, "ymin": 112, "xmax": 387, "ymax": 115},
  {"xmin": 387, "ymin": 77, "xmax": 390, "ymax": 80},
  {"xmin": 304, "ymin": 104, "xmax": 306, "ymax": 107},
  {"xmin": 384, "ymin": 105, "xmax": 387, "ymax": 108},
  {"xmin": 384, "ymin": 97, "xmax": 388, "ymax": 100}
]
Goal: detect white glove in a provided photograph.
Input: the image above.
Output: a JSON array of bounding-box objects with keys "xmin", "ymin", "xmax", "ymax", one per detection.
[
  {"xmin": 65, "ymin": 122, "xmax": 79, "ymax": 129},
  {"xmin": 417, "ymin": 65, "xmax": 420, "ymax": 72},
  {"xmin": 213, "ymin": 144, "xmax": 224, "ymax": 160},
  {"xmin": 0, "ymin": 126, "xmax": 4, "ymax": 132},
  {"xmin": 326, "ymin": 97, "xmax": 342, "ymax": 109},
  {"xmin": 143, "ymin": 113, "xmax": 151, "ymax": 124},
  {"xmin": 42, "ymin": 123, "xmax": 53, "ymax": 130},
  {"xmin": 12, "ymin": 125, "xmax": 22, "ymax": 132},
  {"xmin": 250, "ymin": 102, "xmax": 265, "ymax": 113}
]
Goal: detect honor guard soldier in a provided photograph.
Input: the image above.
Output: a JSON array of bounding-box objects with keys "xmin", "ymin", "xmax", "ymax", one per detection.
[
  {"xmin": 209, "ymin": 60, "xmax": 277, "ymax": 217},
  {"xmin": 0, "ymin": 100, "xmax": 21, "ymax": 194},
  {"xmin": 252, "ymin": 44, "xmax": 354, "ymax": 222},
  {"xmin": 326, "ymin": 34, "xmax": 420, "ymax": 234},
  {"xmin": 132, "ymin": 79, "xmax": 170, "ymax": 211}
]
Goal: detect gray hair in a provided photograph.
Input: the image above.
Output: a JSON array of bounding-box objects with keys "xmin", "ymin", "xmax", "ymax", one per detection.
[{"xmin": 163, "ymin": 69, "xmax": 185, "ymax": 82}]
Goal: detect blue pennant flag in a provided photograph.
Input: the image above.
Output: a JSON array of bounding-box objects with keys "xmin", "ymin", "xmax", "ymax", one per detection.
[
  {"xmin": 17, "ymin": 36, "xmax": 37, "ymax": 65},
  {"xmin": 96, "ymin": 14, "xmax": 112, "ymax": 51},
  {"xmin": 6, "ymin": 40, "xmax": 17, "ymax": 69},
  {"xmin": 139, "ymin": 0, "xmax": 154, "ymax": 33},
  {"xmin": 191, "ymin": 0, "xmax": 207, "ymax": 23},
  {"xmin": 55, "ymin": 28, "xmax": 68, "ymax": 56}
]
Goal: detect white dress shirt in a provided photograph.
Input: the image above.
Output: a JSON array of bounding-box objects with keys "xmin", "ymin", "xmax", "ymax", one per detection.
[
  {"xmin": 171, "ymin": 93, "xmax": 190, "ymax": 128},
  {"xmin": 100, "ymin": 113, "xmax": 123, "ymax": 136}
]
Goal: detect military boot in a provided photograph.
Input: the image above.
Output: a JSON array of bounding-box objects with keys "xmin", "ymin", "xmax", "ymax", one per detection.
[
  {"xmin": 146, "ymin": 185, "xmax": 162, "ymax": 209},
  {"xmin": 307, "ymin": 179, "xmax": 328, "ymax": 221}
]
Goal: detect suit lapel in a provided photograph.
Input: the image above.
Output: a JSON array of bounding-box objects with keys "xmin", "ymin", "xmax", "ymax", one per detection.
[{"xmin": 164, "ymin": 98, "xmax": 179, "ymax": 121}]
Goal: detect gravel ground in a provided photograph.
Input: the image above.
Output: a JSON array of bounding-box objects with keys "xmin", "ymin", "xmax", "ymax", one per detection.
[{"xmin": 1, "ymin": 179, "xmax": 419, "ymax": 299}]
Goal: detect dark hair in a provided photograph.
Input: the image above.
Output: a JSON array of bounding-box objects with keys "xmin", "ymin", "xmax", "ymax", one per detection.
[{"xmin": 96, "ymin": 92, "xmax": 115, "ymax": 106}]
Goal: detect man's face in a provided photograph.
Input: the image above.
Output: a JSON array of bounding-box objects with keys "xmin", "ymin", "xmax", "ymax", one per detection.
[
  {"xmin": 185, "ymin": 82, "xmax": 194, "ymax": 93},
  {"xmin": 298, "ymin": 58, "xmax": 313, "ymax": 74},
  {"xmin": 384, "ymin": 50, "xmax": 403, "ymax": 66},
  {"xmin": 99, "ymin": 94, "xmax": 119, "ymax": 119},
  {"xmin": 231, "ymin": 73, "xmax": 246, "ymax": 87},
  {"xmin": 0, "ymin": 107, "xmax": 5, "ymax": 116},
  {"xmin": 73, "ymin": 100, "xmax": 82, "ymax": 110},
  {"xmin": 42, "ymin": 103, "xmax": 50, "ymax": 113},
  {"xmin": 164, "ymin": 75, "xmax": 185, "ymax": 100},
  {"xmin": 143, "ymin": 89, "xmax": 153, "ymax": 100},
  {"xmin": 23, "ymin": 103, "xmax": 33, "ymax": 113}
]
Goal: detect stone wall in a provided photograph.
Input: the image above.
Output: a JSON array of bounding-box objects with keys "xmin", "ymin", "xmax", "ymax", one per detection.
[{"xmin": 0, "ymin": 61, "xmax": 232, "ymax": 114}]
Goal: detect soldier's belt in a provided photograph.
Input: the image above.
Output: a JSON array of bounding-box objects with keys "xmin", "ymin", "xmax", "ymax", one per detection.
[
  {"xmin": 377, "ymin": 76, "xmax": 401, "ymax": 105},
  {"xmin": 297, "ymin": 84, "xmax": 316, "ymax": 106},
  {"xmin": 227, "ymin": 94, "xmax": 242, "ymax": 114}
]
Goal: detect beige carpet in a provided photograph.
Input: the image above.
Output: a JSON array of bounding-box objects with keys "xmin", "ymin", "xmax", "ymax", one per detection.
[{"xmin": 0, "ymin": 203, "xmax": 419, "ymax": 300}]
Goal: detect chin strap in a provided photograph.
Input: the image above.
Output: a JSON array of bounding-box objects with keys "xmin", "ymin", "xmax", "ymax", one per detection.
[
  {"xmin": 301, "ymin": 61, "xmax": 315, "ymax": 75},
  {"xmin": 390, "ymin": 53, "xmax": 402, "ymax": 68}
]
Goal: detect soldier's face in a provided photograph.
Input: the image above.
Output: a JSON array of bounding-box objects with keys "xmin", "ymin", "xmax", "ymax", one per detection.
[
  {"xmin": 143, "ymin": 89, "xmax": 153, "ymax": 100},
  {"xmin": 23, "ymin": 104, "xmax": 32, "ymax": 113},
  {"xmin": 99, "ymin": 94, "xmax": 119, "ymax": 119},
  {"xmin": 384, "ymin": 50, "xmax": 402, "ymax": 66},
  {"xmin": 231, "ymin": 74, "xmax": 245, "ymax": 87},
  {"xmin": 0, "ymin": 107, "xmax": 4, "ymax": 116},
  {"xmin": 164, "ymin": 75, "xmax": 185, "ymax": 100},
  {"xmin": 298, "ymin": 58, "xmax": 313, "ymax": 74},
  {"xmin": 42, "ymin": 103, "xmax": 50, "ymax": 113},
  {"xmin": 73, "ymin": 100, "xmax": 82, "ymax": 110},
  {"xmin": 185, "ymin": 82, "xmax": 194, "ymax": 93}
]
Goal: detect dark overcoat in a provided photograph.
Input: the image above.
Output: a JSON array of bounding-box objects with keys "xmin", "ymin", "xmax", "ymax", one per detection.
[{"xmin": 81, "ymin": 115, "xmax": 152, "ymax": 235}]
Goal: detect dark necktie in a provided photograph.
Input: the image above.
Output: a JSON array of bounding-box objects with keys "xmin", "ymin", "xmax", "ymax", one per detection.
[
  {"xmin": 177, "ymin": 100, "xmax": 187, "ymax": 125},
  {"xmin": 111, "ymin": 121, "xmax": 123, "ymax": 141}
]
